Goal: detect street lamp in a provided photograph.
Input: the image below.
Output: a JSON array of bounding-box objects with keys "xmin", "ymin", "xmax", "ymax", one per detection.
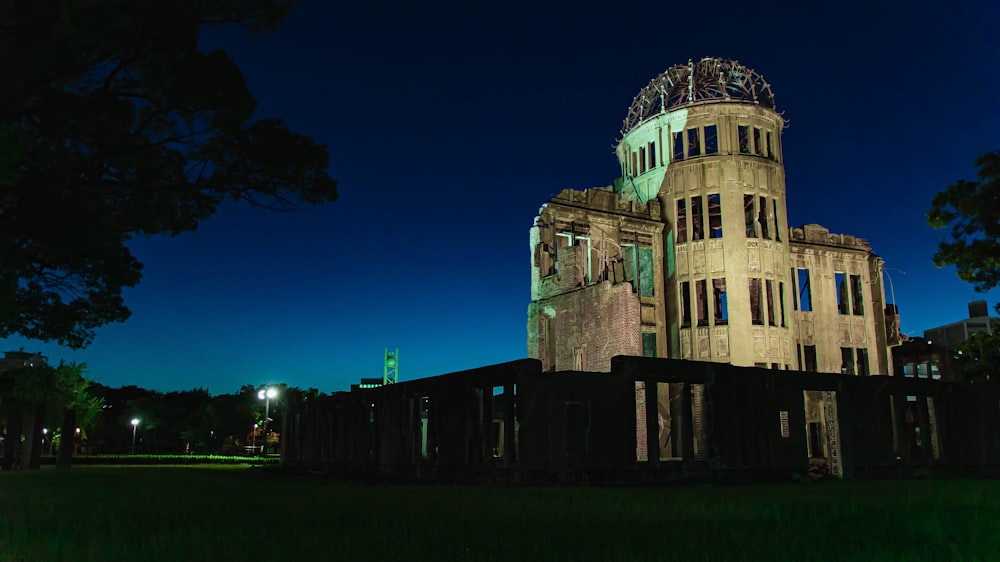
[
  {"xmin": 130, "ymin": 418, "xmax": 140, "ymax": 455},
  {"xmin": 257, "ymin": 387, "xmax": 278, "ymax": 454}
]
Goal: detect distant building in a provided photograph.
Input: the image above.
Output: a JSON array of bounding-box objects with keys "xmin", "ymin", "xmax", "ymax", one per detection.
[
  {"xmin": 923, "ymin": 301, "xmax": 999, "ymax": 351},
  {"xmin": 527, "ymin": 58, "xmax": 899, "ymax": 376},
  {"xmin": 892, "ymin": 337, "xmax": 961, "ymax": 381},
  {"xmin": 0, "ymin": 351, "xmax": 47, "ymax": 374},
  {"xmin": 350, "ymin": 377, "xmax": 384, "ymax": 392}
]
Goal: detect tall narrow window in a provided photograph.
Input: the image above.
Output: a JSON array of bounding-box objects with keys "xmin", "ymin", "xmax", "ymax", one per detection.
[
  {"xmin": 850, "ymin": 274, "xmax": 864, "ymax": 315},
  {"xmin": 642, "ymin": 333, "xmax": 657, "ymax": 357},
  {"xmin": 623, "ymin": 244, "xmax": 637, "ymax": 284},
  {"xmin": 690, "ymin": 196, "xmax": 704, "ymax": 241},
  {"xmin": 676, "ymin": 199, "xmax": 687, "ymax": 244},
  {"xmin": 841, "ymin": 347, "xmax": 855, "ymax": 375},
  {"xmin": 575, "ymin": 236, "xmax": 591, "ymax": 284},
  {"xmin": 836, "ymin": 272, "xmax": 849, "ymax": 315},
  {"xmin": 696, "ymin": 279, "xmax": 708, "ymax": 327},
  {"xmin": 673, "ymin": 131, "xmax": 684, "ymax": 161},
  {"xmin": 753, "ymin": 127, "xmax": 764, "ymax": 156},
  {"xmin": 638, "ymin": 246, "xmax": 654, "ymax": 297},
  {"xmin": 744, "ymin": 195, "xmax": 756, "ymax": 238},
  {"xmin": 804, "ymin": 345, "xmax": 818, "ymax": 372},
  {"xmin": 555, "ymin": 233, "xmax": 572, "ymax": 273},
  {"xmin": 713, "ymin": 278, "xmax": 728, "ymax": 325},
  {"xmin": 648, "ymin": 142, "xmax": 656, "ymax": 168},
  {"xmin": 738, "ymin": 125, "xmax": 750, "ymax": 154},
  {"xmin": 797, "ymin": 268, "xmax": 812, "ymax": 311},
  {"xmin": 631, "ymin": 152, "xmax": 638, "ymax": 175},
  {"xmin": 680, "ymin": 281, "xmax": 692, "ymax": 328},
  {"xmin": 687, "ymin": 128, "xmax": 701, "ymax": 157},
  {"xmin": 758, "ymin": 196, "xmax": 769, "ymax": 240},
  {"xmin": 779, "ymin": 282, "xmax": 787, "ymax": 327},
  {"xmin": 856, "ymin": 349, "xmax": 870, "ymax": 375},
  {"xmin": 704, "ymin": 125, "xmax": 719, "ymax": 155},
  {"xmin": 749, "ymin": 278, "xmax": 763, "ymax": 325},
  {"xmin": 766, "ymin": 280, "xmax": 776, "ymax": 326},
  {"xmin": 708, "ymin": 194, "xmax": 722, "ymax": 238},
  {"xmin": 791, "ymin": 269, "xmax": 799, "ymax": 310},
  {"xmin": 766, "ymin": 131, "xmax": 775, "ymax": 160},
  {"xmin": 772, "ymin": 199, "xmax": 782, "ymax": 242},
  {"xmin": 639, "ymin": 147, "xmax": 647, "ymax": 173}
]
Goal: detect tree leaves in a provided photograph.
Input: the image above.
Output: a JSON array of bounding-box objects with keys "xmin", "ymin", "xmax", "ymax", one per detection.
[
  {"xmin": 0, "ymin": 0, "xmax": 337, "ymax": 347},
  {"xmin": 928, "ymin": 150, "xmax": 1000, "ymax": 310}
]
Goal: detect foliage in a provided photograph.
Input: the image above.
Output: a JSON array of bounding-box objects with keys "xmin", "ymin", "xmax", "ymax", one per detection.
[
  {"xmin": 0, "ymin": 361, "xmax": 96, "ymax": 418},
  {"xmin": 0, "ymin": 0, "xmax": 337, "ymax": 348},
  {"xmin": 3, "ymin": 468, "xmax": 1000, "ymax": 561},
  {"xmin": 928, "ymin": 150, "xmax": 1000, "ymax": 313},
  {"xmin": 954, "ymin": 329, "xmax": 1000, "ymax": 383}
]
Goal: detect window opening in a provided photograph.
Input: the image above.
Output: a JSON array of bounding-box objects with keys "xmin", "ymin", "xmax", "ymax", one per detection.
[
  {"xmin": 623, "ymin": 244, "xmax": 637, "ymax": 286},
  {"xmin": 791, "ymin": 269, "xmax": 799, "ymax": 310},
  {"xmin": 704, "ymin": 125, "xmax": 718, "ymax": 155},
  {"xmin": 836, "ymin": 272, "xmax": 849, "ymax": 315},
  {"xmin": 687, "ymin": 127, "xmax": 701, "ymax": 157},
  {"xmin": 841, "ymin": 347, "xmax": 855, "ymax": 374},
  {"xmin": 638, "ymin": 246, "xmax": 654, "ymax": 297},
  {"xmin": 779, "ymin": 282, "xmax": 787, "ymax": 327},
  {"xmin": 639, "ymin": 147, "xmax": 646, "ymax": 174},
  {"xmin": 766, "ymin": 131, "xmax": 775, "ymax": 160},
  {"xmin": 773, "ymin": 199, "xmax": 782, "ymax": 242},
  {"xmin": 642, "ymin": 333, "xmax": 657, "ymax": 357},
  {"xmin": 631, "ymin": 152, "xmax": 638, "ymax": 175},
  {"xmin": 749, "ymin": 278, "xmax": 763, "ymax": 325},
  {"xmin": 744, "ymin": 195, "xmax": 756, "ymax": 238},
  {"xmin": 856, "ymin": 349, "xmax": 870, "ymax": 376},
  {"xmin": 676, "ymin": 199, "xmax": 688, "ymax": 243},
  {"xmin": 555, "ymin": 233, "xmax": 572, "ymax": 274},
  {"xmin": 738, "ymin": 125, "xmax": 750, "ymax": 154},
  {"xmin": 648, "ymin": 142, "xmax": 656, "ymax": 168},
  {"xmin": 575, "ymin": 236, "xmax": 591, "ymax": 283},
  {"xmin": 712, "ymin": 279, "xmax": 728, "ymax": 325},
  {"xmin": 708, "ymin": 194, "xmax": 722, "ymax": 238},
  {"xmin": 753, "ymin": 127, "xmax": 764, "ymax": 156},
  {"xmin": 850, "ymin": 274, "xmax": 864, "ymax": 315},
  {"xmin": 766, "ymin": 280, "xmax": 776, "ymax": 326},
  {"xmin": 691, "ymin": 196, "xmax": 704, "ymax": 241},
  {"xmin": 696, "ymin": 279, "xmax": 708, "ymax": 327},
  {"xmin": 680, "ymin": 281, "xmax": 692, "ymax": 327},
  {"xmin": 673, "ymin": 131, "xmax": 684, "ymax": 161},
  {"xmin": 804, "ymin": 345, "xmax": 818, "ymax": 372},
  {"xmin": 758, "ymin": 195, "xmax": 769, "ymax": 240},
  {"xmin": 797, "ymin": 268, "xmax": 812, "ymax": 311}
]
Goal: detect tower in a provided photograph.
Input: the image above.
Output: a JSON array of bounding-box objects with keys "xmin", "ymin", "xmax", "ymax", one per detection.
[{"xmin": 383, "ymin": 347, "xmax": 398, "ymax": 385}]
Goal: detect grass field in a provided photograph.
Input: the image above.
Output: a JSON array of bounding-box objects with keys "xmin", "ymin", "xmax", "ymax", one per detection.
[{"xmin": 1, "ymin": 467, "xmax": 998, "ymax": 562}]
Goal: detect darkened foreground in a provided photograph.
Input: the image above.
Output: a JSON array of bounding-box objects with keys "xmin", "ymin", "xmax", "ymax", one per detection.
[
  {"xmin": 1, "ymin": 467, "xmax": 998, "ymax": 562},
  {"xmin": 283, "ymin": 357, "xmax": 1000, "ymax": 483}
]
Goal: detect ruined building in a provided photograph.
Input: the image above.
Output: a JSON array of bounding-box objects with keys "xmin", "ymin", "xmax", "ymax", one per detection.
[{"xmin": 528, "ymin": 58, "xmax": 900, "ymax": 375}]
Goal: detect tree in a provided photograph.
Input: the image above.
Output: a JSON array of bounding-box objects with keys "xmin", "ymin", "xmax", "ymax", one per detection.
[
  {"xmin": 0, "ymin": 0, "xmax": 337, "ymax": 348},
  {"xmin": 954, "ymin": 330, "xmax": 1000, "ymax": 383},
  {"xmin": 928, "ymin": 150, "xmax": 1000, "ymax": 313}
]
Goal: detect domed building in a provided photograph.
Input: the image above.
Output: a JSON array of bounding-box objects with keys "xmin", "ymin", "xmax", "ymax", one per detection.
[{"xmin": 528, "ymin": 58, "xmax": 900, "ymax": 375}]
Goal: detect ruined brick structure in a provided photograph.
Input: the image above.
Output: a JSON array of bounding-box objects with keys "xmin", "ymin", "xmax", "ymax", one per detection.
[{"xmin": 528, "ymin": 58, "xmax": 898, "ymax": 375}]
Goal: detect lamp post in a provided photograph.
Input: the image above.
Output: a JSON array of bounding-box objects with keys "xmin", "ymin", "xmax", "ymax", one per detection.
[
  {"xmin": 130, "ymin": 418, "xmax": 140, "ymax": 455},
  {"xmin": 257, "ymin": 387, "xmax": 278, "ymax": 454}
]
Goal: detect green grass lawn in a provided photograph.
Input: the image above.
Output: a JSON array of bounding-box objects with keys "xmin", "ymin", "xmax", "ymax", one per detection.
[{"xmin": 1, "ymin": 467, "xmax": 998, "ymax": 562}]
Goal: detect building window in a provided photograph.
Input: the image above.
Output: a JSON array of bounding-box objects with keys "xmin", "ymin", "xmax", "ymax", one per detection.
[
  {"xmin": 681, "ymin": 281, "xmax": 692, "ymax": 328},
  {"xmin": 648, "ymin": 142, "xmax": 656, "ymax": 169},
  {"xmin": 696, "ymin": 279, "xmax": 708, "ymax": 327},
  {"xmin": 779, "ymin": 282, "xmax": 787, "ymax": 327},
  {"xmin": 555, "ymin": 233, "xmax": 572, "ymax": 273},
  {"xmin": 639, "ymin": 147, "xmax": 646, "ymax": 174},
  {"xmin": 738, "ymin": 125, "xmax": 750, "ymax": 154},
  {"xmin": 758, "ymin": 195, "xmax": 769, "ymax": 240},
  {"xmin": 803, "ymin": 345, "xmax": 818, "ymax": 372},
  {"xmin": 797, "ymin": 268, "xmax": 812, "ymax": 312},
  {"xmin": 687, "ymin": 127, "xmax": 701, "ymax": 158},
  {"xmin": 622, "ymin": 244, "xmax": 637, "ymax": 286},
  {"xmin": 642, "ymin": 333, "xmax": 657, "ymax": 357},
  {"xmin": 673, "ymin": 131, "xmax": 684, "ymax": 161},
  {"xmin": 638, "ymin": 246, "xmax": 654, "ymax": 297},
  {"xmin": 841, "ymin": 347, "xmax": 855, "ymax": 375},
  {"xmin": 631, "ymin": 152, "xmax": 638, "ymax": 175},
  {"xmin": 691, "ymin": 196, "xmax": 704, "ymax": 241},
  {"xmin": 773, "ymin": 199, "xmax": 782, "ymax": 242},
  {"xmin": 708, "ymin": 194, "xmax": 722, "ymax": 238},
  {"xmin": 575, "ymin": 236, "xmax": 591, "ymax": 284},
  {"xmin": 749, "ymin": 278, "xmax": 763, "ymax": 325},
  {"xmin": 850, "ymin": 274, "xmax": 864, "ymax": 316},
  {"xmin": 766, "ymin": 131, "xmax": 775, "ymax": 160},
  {"xmin": 856, "ymin": 348, "xmax": 870, "ymax": 376},
  {"xmin": 753, "ymin": 127, "xmax": 764, "ymax": 156},
  {"xmin": 676, "ymin": 199, "xmax": 687, "ymax": 244},
  {"xmin": 766, "ymin": 280, "xmax": 777, "ymax": 326},
  {"xmin": 713, "ymin": 278, "xmax": 728, "ymax": 325},
  {"xmin": 836, "ymin": 272, "xmax": 849, "ymax": 315},
  {"xmin": 704, "ymin": 125, "xmax": 718, "ymax": 155},
  {"xmin": 744, "ymin": 195, "xmax": 756, "ymax": 238}
]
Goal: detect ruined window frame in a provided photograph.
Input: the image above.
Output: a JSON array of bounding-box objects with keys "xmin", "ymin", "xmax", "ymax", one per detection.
[
  {"xmin": 704, "ymin": 125, "xmax": 719, "ymax": 155},
  {"xmin": 687, "ymin": 127, "xmax": 701, "ymax": 158},
  {"xmin": 850, "ymin": 274, "xmax": 864, "ymax": 316},
  {"xmin": 676, "ymin": 199, "xmax": 688, "ymax": 244},
  {"xmin": 673, "ymin": 131, "xmax": 684, "ymax": 161},
  {"xmin": 803, "ymin": 345, "xmax": 818, "ymax": 372},
  {"xmin": 680, "ymin": 280, "xmax": 692, "ymax": 328},
  {"xmin": 642, "ymin": 332, "xmax": 657, "ymax": 357},
  {"xmin": 758, "ymin": 195, "xmax": 769, "ymax": 240},
  {"xmin": 749, "ymin": 277, "xmax": 763, "ymax": 326},
  {"xmin": 708, "ymin": 194, "xmax": 722, "ymax": 238},
  {"xmin": 696, "ymin": 279, "xmax": 708, "ymax": 327},
  {"xmin": 836, "ymin": 272, "xmax": 849, "ymax": 315},
  {"xmin": 744, "ymin": 194, "xmax": 757, "ymax": 238},
  {"xmin": 772, "ymin": 199, "xmax": 782, "ymax": 242},
  {"xmin": 856, "ymin": 348, "xmax": 870, "ymax": 376},
  {"xmin": 639, "ymin": 147, "xmax": 646, "ymax": 174},
  {"xmin": 841, "ymin": 347, "xmax": 855, "ymax": 375},
  {"xmin": 797, "ymin": 268, "xmax": 813, "ymax": 312},
  {"xmin": 738, "ymin": 125, "xmax": 750, "ymax": 154},
  {"xmin": 712, "ymin": 278, "xmax": 728, "ymax": 325},
  {"xmin": 766, "ymin": 280, "xmax": 777, "ymax": 327},
  {"xmin": 554, "ymin": 232, "xmax": 573, "ymax": 274},
  {"xmin": 779, "ymin": 281, "xmax": 787, "ymax": 327},
  {"xmin": 766, "ymin": 130, "xmax": 776, "ymax": 160},
  {"xmin": 648, "ymin": 141, "xmax": 656, "ymax": 169},
  {"xmin": 690, "ymin": 196, "xmax": 704, "ymax": 241},
  {"xmin": 753, "ymin": 127, "xmax": 764, "ymax": 156}
]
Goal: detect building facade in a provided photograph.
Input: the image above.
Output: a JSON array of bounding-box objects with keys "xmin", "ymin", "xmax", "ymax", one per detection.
[{"xmin": 528, "ymin": 58, "xmax": 899, "ymax": 374}]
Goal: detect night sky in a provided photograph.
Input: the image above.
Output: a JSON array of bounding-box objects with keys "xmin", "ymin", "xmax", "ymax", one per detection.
[{"xmin": 4, "ymin": 0, "xmax": 999, "ymax": 393}]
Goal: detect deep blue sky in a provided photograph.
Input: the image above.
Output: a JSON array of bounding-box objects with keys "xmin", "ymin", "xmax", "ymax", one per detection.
[{"xmin": 4, "ymin": 0, "xmax": 999, "ymax": 393}]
